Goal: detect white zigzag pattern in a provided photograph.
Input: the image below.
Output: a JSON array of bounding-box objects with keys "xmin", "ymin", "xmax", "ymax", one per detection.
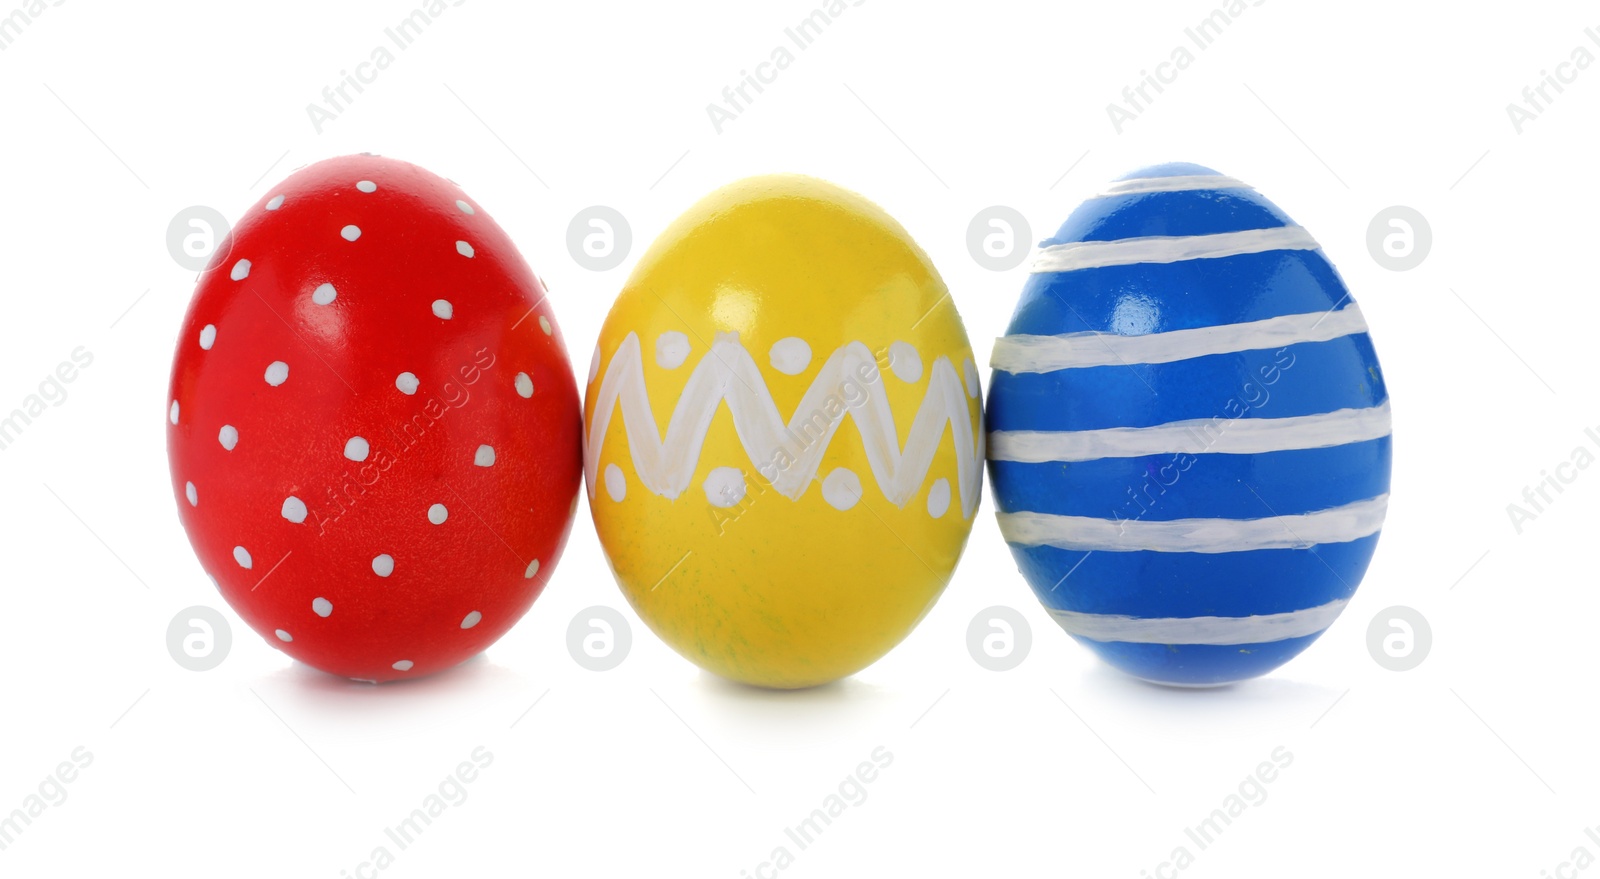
[{"xmin": 584, "ymin": 332, "xmax": 985, "ymax": 518}]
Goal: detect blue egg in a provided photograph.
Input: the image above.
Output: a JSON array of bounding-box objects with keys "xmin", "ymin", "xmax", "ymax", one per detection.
[{"xmin": 985, "ymin": 163, "xmax": 1391, "ymax": 686}]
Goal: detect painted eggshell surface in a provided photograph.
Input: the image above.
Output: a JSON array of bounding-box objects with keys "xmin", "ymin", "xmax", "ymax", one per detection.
[
  {"xmin": 585, "ymin": 175, "xmax": 984, "ymax": 689},
  {"xmin": 167, "ymin": 155, "xmax": 583, "ymax": 682},
  {"xmin": 986, "ymin": 163, "xmax": 1391, "ymax": 687}
]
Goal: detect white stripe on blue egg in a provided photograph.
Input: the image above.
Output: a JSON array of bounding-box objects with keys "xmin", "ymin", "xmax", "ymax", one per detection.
[
  {"xmin": 1031, "ymin": 226, "xmax": 1320, "ymax": 274},
  {"xmin": 990, "ymin": 402, "xmax": 1392, "ymax": 463},
  {"xmin": 996, "ymin": 494, "xmax": 1388, "ymax": 554},
  {"xmin": 1094, "ymin": 174, "xmax": 1253, "ymax": 197},
  {"xmin": 984, "ymin": 162, "xmax": 1391, "ymax": 687},
  {"xmin": 990, "ymin": 304, "xmax": 1370, "ymax": 372},
  {"xmin": 1047, "ymin": 597, "xmax": 1350, "ymax": 646}
]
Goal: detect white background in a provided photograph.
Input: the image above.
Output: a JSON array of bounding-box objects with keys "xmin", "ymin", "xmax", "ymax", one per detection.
[{"xmin": 1, "ymin": 1, "xmax": 1596, "ymax": 876}]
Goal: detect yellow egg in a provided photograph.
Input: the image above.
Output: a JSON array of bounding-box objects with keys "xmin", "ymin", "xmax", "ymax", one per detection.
[{"xmin": 584, "ymin": 175, "xmax": 984, "ymax": 688}]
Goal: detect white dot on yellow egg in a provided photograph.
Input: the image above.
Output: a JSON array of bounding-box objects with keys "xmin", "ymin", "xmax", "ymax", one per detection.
[
  {"xmin": 822, "ymin": 468, "xmax": 863, "ymax": 511},
  {"xmin": 703, "ymin": 467, "xmax": 746, "ymax": 508},
  {"xmin": 769, "ymin": 337, "xmax": 812, "ymax": 375},
  {"xmin": 889, "ymin": 341, "xmax": 923, "ymax": 383},
  {"xmin": 927, "ymin": 478, "xmax": 952, "ymax": 518},
  {"xmin": 656, "ymin": 331, "xmax": 690, "ymax": 369},
  {"xmin": 604, "ymin": 464, "xmax": 626, "ymax": 502}
]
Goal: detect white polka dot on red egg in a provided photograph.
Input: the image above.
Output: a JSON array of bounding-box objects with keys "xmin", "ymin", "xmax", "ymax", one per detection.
[
  {"xmin": 395, "ymin": 372, "xmax": 419, "ymax": 395},
  {"xmin": 341, "ymin": 225, "xmax": 361, "ymax": 241},
  {"xmin": 455, "ymin": 200, "xmax": 474, "ymax": 215},
  {"xmin": 169, "ymin": 401, "xmax": 180, "ymax": 424},
  {"xmin": 218, "ymin": 425, "xmax": 239, "ymax": 450},
  {"xmin": 231, "ymin": 259, "xmax": 251, "ymax": 281},
  {"xmin": 456, "ymin": 241, "xmax": 474, "ymax": 258},
  {"xmin": 460, "ymin": 611, "xmax": 482, "ymax": 629},
  {"xmin": 199, "ymin": 324, "xmax": 216, "ymax": 349},
  {"xmin": 474, "ymin": 445, "xmax": 495, "ymax": 467},
  {"xmin": 275, "ymin": 629, "xmax": 293, "ymax": 642},
  {"xmin": 525, "ymin": 559, "xmax": 540, "ymax": 579},
  {"xmin": 514, "ymin": 373, "xmax": 533, "ymax": 398},
  {"xmin": 392, "ymin": 660, "xmax": 413, "ymax": 671},
  {"xmin": 344, "ymin": 436, "xmax": 370, "ymax": 462},
  {"xmin": 372, "ymin": 554, "xmax": 394, "ymax": 577},
  {"xmin": 313, "ymin": 597, "xmax": 333, "ymax": 617},
  {"xmin": 312, "ymin": 283, "xmax": 336, "ymax": 305},
  {"xmin": 234, "ymin": 546, "xmax": 253, "ymax": 568},
  {"xmin": 428, "ymin": 503, "xmax": 448, "ymax": 525},
  {"xmin": 185, "ymin": 482, "xmax": 197, "ymax": 506},
  {"xmin": 432, "ymin": 300, "xmax": 453, "ymax": 319},
  {"xmin": 265, "ymin": 195, "xmax": 284, "ymax": 210},
  {"xmin": 282, "ymin": 496, "xmax": 308, "ymax": 523},
  {"xmin": 264, "ymin": 361, "xmax": 289, "ymax": 386},
  {"xmin": 539, "ymin": 316, "xmax": 552, "ymax": 336},
  {"xmin": 356, "ymin": 180, "xmax": 377, "ymax": 193}
]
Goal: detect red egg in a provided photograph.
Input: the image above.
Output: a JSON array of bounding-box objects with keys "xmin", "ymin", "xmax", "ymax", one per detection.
[{"xmin": 167, "ymin": 155, "xmax": 581, "ymax": 682}]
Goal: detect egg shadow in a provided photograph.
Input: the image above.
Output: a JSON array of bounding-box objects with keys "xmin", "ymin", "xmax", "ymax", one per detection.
[
  {"xmin": 251, "ymin": 652, "xmax": 534, "ymax": 732},
  {"xmin": 1076, "ymin": 659, "xmax": 1345, "ymax": 722},
  {"xmin": 688, "ymin": 669, "xmax": 894, "ymax": 733}
]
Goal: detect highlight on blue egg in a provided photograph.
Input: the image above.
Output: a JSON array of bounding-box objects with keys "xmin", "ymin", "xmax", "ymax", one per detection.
[{"xmin": 985, "ymin": 162, "xmax": 1391, "ymax": 687}]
